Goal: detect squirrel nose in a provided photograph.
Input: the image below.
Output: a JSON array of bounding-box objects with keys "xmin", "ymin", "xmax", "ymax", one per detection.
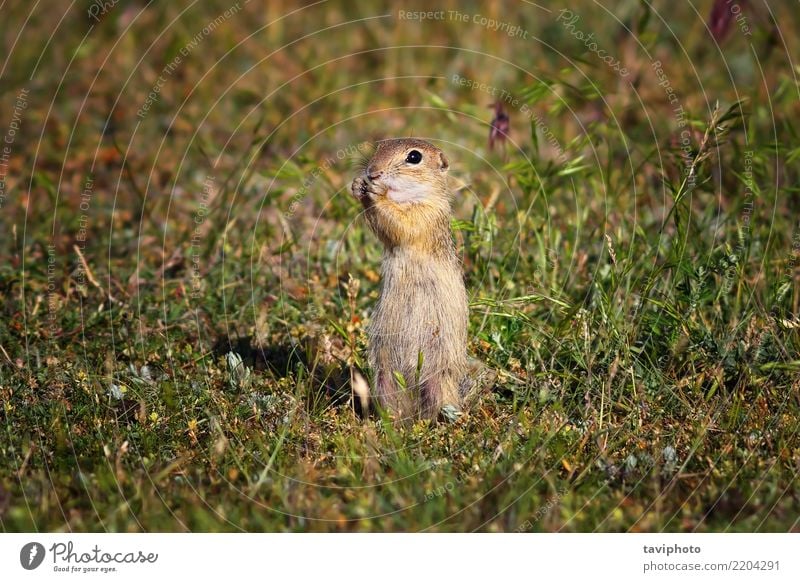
[{"xmin": 367, "ymin": 167, "xmax": 382, "ymax": 181}]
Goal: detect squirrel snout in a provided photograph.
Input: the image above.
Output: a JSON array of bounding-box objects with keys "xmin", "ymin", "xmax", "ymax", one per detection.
[{"xmin": 366, "ymin": 167, "xmax": 382, "ymax": 181}]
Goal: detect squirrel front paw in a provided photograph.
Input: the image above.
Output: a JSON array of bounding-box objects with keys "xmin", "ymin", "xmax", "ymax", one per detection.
[
  {"xmin": 351, "ymin": 175, "xmax": 387, "ymax": 202},
  {"xmin": 351, "ymin": 176, "xmax": 369, "ymax": 200}
]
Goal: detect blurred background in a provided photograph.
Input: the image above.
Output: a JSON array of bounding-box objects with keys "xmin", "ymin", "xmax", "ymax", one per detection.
[{"xmin": 1, "ymin": 1, "xmax": 798, "ymax": 532}]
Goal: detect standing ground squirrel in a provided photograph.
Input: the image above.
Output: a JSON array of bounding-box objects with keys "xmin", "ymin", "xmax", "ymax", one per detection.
[{"xmin": 351, "ymin": 138, "xmax": 468, "ymax": 420}]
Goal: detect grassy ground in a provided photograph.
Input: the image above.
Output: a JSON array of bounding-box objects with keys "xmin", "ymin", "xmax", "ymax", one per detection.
[{"xmin": 1, "ymin": 1, "xmax": 799, "ymax": 532}]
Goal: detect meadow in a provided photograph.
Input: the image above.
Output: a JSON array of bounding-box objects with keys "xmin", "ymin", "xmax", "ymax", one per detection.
[{"xmin": 0, "ymin": 0, "xmax": 798, "ymax": 532}]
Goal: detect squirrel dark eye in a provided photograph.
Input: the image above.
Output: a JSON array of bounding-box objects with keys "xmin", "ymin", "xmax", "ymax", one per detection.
[{"xmin": 405, "ymin": 150, "xmax": 422, "ymax": 164}]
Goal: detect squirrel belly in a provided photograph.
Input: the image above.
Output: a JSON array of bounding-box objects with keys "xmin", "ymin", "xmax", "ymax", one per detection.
[{"xmin": 368, "ymin": 247, "xmax": 468, "ymax": 419}]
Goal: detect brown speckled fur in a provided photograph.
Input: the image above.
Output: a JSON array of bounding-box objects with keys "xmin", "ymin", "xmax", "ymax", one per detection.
[{"xmin": 351, "ymin": 138, "xmax": 468, "ymax": 421}]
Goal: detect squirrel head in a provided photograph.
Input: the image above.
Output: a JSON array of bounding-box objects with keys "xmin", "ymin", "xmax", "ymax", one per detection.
[{"xmin": 363, "ymin": 138, "xmax": 451, "ymax": 206}]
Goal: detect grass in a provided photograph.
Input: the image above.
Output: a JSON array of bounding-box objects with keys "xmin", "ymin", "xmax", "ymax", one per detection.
[{"xmin": 1, "ymin": 0, "xmax": 799, "ymax": 532}]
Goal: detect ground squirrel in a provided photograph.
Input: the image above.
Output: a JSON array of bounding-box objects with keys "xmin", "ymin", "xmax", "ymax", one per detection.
[{"xmin": 351, "ymin": 138, "xmax": 469, "ymax": 420}]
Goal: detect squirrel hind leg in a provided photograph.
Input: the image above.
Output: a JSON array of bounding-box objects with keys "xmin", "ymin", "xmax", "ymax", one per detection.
[
  {"xmin": 375, "ymin": 371, "xmax": 414, "ymax": 422},
  {"xmin": 421, "ymin": 374, "xmax": 461, "ymax": 420}
]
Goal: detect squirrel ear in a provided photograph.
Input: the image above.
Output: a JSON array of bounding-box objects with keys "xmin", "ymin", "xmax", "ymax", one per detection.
[{"xmin": 439, "ymin": 152, "xmax": 449, "ymax": 172}]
